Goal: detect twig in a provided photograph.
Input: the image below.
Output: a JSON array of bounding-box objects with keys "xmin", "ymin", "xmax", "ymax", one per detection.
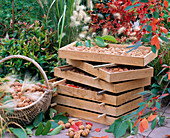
[{"xmin": 162, "ymin": 101, "xmax": 170, "ymax": 115}]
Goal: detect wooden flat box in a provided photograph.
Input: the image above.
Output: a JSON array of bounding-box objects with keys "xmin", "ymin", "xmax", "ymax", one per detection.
[
  {"xmin": 59, "ymin": 41, "xmax": 157, "ymax": 67},
  {"xmin": 50, "ymin": 79, "xmax": 144, "ymax": 106},
  {"xmin": 55, "ymin": 105, "xmax": 116, "ymax": 125},
  {"xmin": 53, "ymin": 95, "xmax": 143, "ymax": 125},
  {"xmin": 54, "ymin": 66, "xmax": 151, "ymax": 93},
  {"xmin": 67, "ymin": 59, "xmax": 154, "ymax": 83}
]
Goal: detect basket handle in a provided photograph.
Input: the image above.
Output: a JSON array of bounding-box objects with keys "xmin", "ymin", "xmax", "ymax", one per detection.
[{"xmin": 0, "ymin": 55, "xmax": 49, "ymax": 90}]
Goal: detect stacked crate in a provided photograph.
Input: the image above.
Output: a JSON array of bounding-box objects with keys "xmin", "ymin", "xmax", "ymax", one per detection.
[{"xmin": 51, "ymin": 42, "xmax": 157, "ymax": 125}]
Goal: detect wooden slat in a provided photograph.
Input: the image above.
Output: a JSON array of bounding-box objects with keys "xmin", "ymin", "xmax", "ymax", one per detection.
[
  {"xmin": 53, "ymin": 95, "xmax": 143, "ymax": 116},
  {"xmin": 55, "ymin": 105, "xmax": 116, "ymax": 125},
  {"xmin": 67, "ymin": 59, "xmax": 154, "ymax": 83},
  {"xmin": 59, "ymin": 41, "xmax": 157, "ymax": 66},
  {"xmin": 54, "ymin": 66, "xmax": 151, "ymax": 93},
  {"xmin": 55, "ymin": 81, "xmax": 144, "ymax": 105}
]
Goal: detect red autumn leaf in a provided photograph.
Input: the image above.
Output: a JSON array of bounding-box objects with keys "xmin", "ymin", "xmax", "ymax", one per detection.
[
  {"xmin": 139, "ymin": 104, "xmax": 148, "ymax": 116},
  {"xmin": 152, "ymin": 107, "xmax": 157, "ymax": 111},
  {"xmin": 70, "ymin": 124, "xmax": 79, "ymax": 132},
  {"xmin": 75, "ymin": 121, "xmax": 83, "ymax": 126},
  {"xmin": 95, "ymin": 128, "xmax": 101, "ymax": 132},
  {"xmin": 150, "ymin": 23, "xmax": 157, "ymax": 31},
  {"xmin": 86, "ymin": 122, "xmax": 93, "ymax": 126},
  {"xmin": 133, "ymin": 118, "xmax": 142, "ymax": 127},
  {"xmin": 163, "ymin": 0, "xmax": 169, "ymax": 8},
  {"xmin": 162, "ymin": 93, "xmax": 169, "ymax": 96},
  {"xmin": 101, "ymin": 136, "xmax": 109, "ymax": 138},
  {"xmin": 167, "ymin": 17, "xmax": 170, "ymax": 23},
  {"xmin": 168, "ymin": 72, "xmax": 170, "ymax": 80},
  {"xmin": 151, "ymin": 35, "xmax": 160, "ymax": 50},
  {"xmin": 152, "ymin": 95, "xmax": 160, "ymax": 99},
  {"xmin": 160, "ymin": 27, "xmax": 168, "ymax": 34},
  {"xmin": 148, "ymin": 115, "xmax": 157, "ymax": 121},
  {"xmin": 139, "ymin": 118, "xmax": 149, "ymax": 133}
]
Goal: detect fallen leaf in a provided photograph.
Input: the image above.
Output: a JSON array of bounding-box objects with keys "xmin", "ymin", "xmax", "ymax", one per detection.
[
  {"xmin": 70, "ymin": 125, "xmax": 79, "ymax": 132},
  {"xmin": 75, "ymin": 121, "xmax": 83, "ymax": 126},
  {"xmin": 95, "ymin": 128, "xmax": 101, "ymax": 132},
  {"xmin": 168, "ymin": 72, "xmax": 170, "ymax": 80},
  {"xmin": 101, "ymin": 136, "xmax": 109, "ymax": 138},
  {"xmin": 148, "ymin": 115, "xmax": 157, "ymax": 121},
  {"xmin": 139, "ymin": 118, "xmax": 149, "ymax": 133},
  {"xmin": 151, "ymin": 35, "xmax": 160, "ymax": 50}
]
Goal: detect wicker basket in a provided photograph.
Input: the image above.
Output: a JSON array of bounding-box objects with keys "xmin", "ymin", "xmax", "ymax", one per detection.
[{"xmin": 0, "ymin": 55, "xmax": 53, "ymax": 126}]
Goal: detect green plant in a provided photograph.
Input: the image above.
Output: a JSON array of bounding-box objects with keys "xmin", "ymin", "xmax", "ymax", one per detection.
[
  {"xmin": 76, "ymin": 35, "xmax": 117, "ymax": 48},
  {"xmin": 0, "ymin": 0, "xmax": 43, "ymax": 37},
  {"xmin": 0, "ymin": 20, "xmax": 58, "ymax": 79},
  {"xmin": 106, "ymin": 66, "xmax": 170, "ymax": 138}
]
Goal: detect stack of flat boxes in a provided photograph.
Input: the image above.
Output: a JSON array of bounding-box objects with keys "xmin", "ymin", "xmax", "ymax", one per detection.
[{"xmin": 51, "ymin": 42, "xmax": 157, "ymax": 125}]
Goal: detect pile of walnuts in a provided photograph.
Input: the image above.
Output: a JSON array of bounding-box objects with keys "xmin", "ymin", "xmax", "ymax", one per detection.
[
  {"xmin": 10, "ymin": 82, "xmax": 46, "ymax": 108},
  {"xmin": 67, "ymin": 45, "xmax": 150, "ymax": 57},
  {"xmin": 58, "ymin": 119, "xmax": 92, "ymax": 138}
]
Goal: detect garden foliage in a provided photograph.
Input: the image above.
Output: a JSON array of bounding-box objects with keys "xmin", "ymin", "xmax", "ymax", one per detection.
[{"xmin": 90, "ymin": 0, "xmax": 169, "ymax": 52}]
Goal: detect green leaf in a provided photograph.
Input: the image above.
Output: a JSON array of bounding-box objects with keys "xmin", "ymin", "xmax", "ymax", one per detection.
[
  {"xmin": 148, "ymin": 100, "xmax": 154, "ymax": 108},
  {"xmin": 12, "ymin": 128, "xmax": 27, "ymax": 138},
  {"xmin": 123, "ymin": 134, "xmax": 131, "ymax": 138},
  {"xmin": 127, "ymin": 120, "xmax": 133, "ymax": 133},
  {"xmin": 138, "ymin": 91, "xmax": 150, "ymax": 95},
  {"xmin": 42, "ymin": 121, "xmax": 51, "ymax": 135},
  {"xmin": 156, "ymin": 102, "xmax": 161, "ymax": 109},
  {"xmin": 137, "ymin": 105, "xmax": 146, "ymax": 113},
  {"xmin": 134, "ymin": 126, "xmax": 139, "ymax": 135},
  {"xmin": 158, "ymin": 116, "xmax": 165, "ymax": 126},
  {"xmin": 95, "ymin": 36, "xmax": 107, "ymax": 47},
  {"xmin": 138, "ymin": 102, "xmax": 146, "ymax": 106},
  {"xmin": 105, "ymin": 123, "xmax": 115, "ymax": 133},
  {"xmin": 146, "ymin": 25, "xmax": 152, "ymax": 32},
  {"xmin": 47, "ymin": 125, "xmax": 63, "ymax": 135},
  {"xmin": 49, "ymin": 108, "xmax": 57, "ymax": 119},
  {"xmin": 153, "ymin": 11, "xmax": 159, "ymax": 19},
  {"xmin": 160, "ymin": 36, "xmax": 169, "ymax": 42},
  {"xmin": 151, "ymin": 88, "xmax": 159, "ymax": 95},
  {"xmin": 102, "ymin": 35, "xmax": 117, "ymax": 43},
  {"xmin": 151, "ymin": 45, "xmax": 157, "ymax": 54},
  {"xmin": 125, "ymin": 3, "xmax": 141, "ymax": 11},
  {"xmin": 33, "ymin": 111, "xmax": 43, "ymax": 127},
  {"xmin": 152, "ymin": 83, "xmax": 161, "ymax": 88},
  {"xmin": 151, "ymin": 118, "xmax": 157, "ymax": 130},
  {"xmin": 76, "ymin": 41, "xmax": 83, "ymax": 47},
  {"xmin": 53, "ymin": 115, "xmax": 68, "ymax": 124},
  {"xmin": 26, "ymin": 127, "xmax": 33, "ymax": 137},
  {"xmin": 113, "ymin": 119, "xmax": 129, "ymax": 138},
  {"xmin": 139, "ymin": 0, "xmax": 149, "ymax": 2},
  {"xmin": 85, "ymin": 40, "xmax": 93, "ymax": 47},
  {"xmin": 50, "ymin": 121, "xmax": 59, "ymax": 129},
  {"xmin": 57, "ymin": 112, "xmax": 67, "ymax": 116},
  {"xmin": 35, "ymin": 122, "xmax": 44, "ymax": 136}
]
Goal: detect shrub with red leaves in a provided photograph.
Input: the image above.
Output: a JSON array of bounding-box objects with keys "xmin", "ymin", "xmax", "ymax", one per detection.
[{"xmin": 89, "ymin": 0, "xmax": 169, "ymax": 51}]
